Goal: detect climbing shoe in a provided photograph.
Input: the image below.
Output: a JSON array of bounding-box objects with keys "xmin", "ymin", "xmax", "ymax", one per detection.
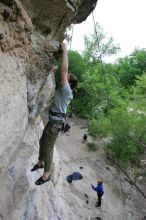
[
  {"xmin": 35, "ymin": 176, "xmax": 51, "ymax": 185},
  {"xmin": 31, "ymin": 164, "xmax": 44, "ymax": 172}
]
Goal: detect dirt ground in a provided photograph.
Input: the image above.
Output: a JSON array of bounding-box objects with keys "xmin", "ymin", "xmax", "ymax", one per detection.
[{"xmin": 56, "ymin": 116, "xmax": 146, "ymax": 220}]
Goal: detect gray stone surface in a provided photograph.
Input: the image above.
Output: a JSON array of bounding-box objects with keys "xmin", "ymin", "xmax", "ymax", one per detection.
[
  {"xmin": 20, "ymin": 0, "xmax": 98, "ymax": 38},
  {"xmin": 0, "ymin": 52, "xmax": 28, "ymax": 170},
  {"xmin": 0, "ymin": 1, "xmax": 98, "ymax": 219},
  {"xmin": 1, "ymin": 117, "xmax": 142, "ymax": 220}
]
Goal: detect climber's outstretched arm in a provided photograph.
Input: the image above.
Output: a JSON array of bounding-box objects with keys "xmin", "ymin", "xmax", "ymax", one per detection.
[{"xmin": 60, "ymin": 42, "xmax": 68, "ymax": 87}]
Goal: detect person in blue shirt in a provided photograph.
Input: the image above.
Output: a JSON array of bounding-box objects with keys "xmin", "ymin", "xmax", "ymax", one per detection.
[{"xmin": 91, "ymin": 179, "xmax": 104, "ymax": 207}]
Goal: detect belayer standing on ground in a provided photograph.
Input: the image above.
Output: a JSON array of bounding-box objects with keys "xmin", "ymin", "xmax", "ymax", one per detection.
[
  {"xmin": 91, "ymin": 179, "xmax": 104, "ymax": 207},
  {"xmin": 31, "ymin": 42, "xmax": 78, "ymax": 185}
]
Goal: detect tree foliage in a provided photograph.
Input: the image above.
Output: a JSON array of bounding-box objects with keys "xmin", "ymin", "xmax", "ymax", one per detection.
[
  {"xmin": 67, "ymin": 24, "xmax": 146, "ymax": 163},
  {"xmin": 68, "ymin": 51, "xmax": 87, "ymax": 81},
  {"xmin": 117, "ymin": 48, "xmax": 146, "ymax": 87},
  {"xmin": 83, "ymin": 23, "xmax": 120, "ymax": 63}
]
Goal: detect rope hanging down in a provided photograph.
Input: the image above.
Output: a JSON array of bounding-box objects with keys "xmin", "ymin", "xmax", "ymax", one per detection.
[
  {"xmin": 92, "ymin": 12, "xmax": 146, "ymax": 203},
  {"xmin": 91, "ymin": 12, "xmax": 115, "ymax": 138},
  {"xmin": 69, "ymin": 25, "xmax": 74, "ymax": 51},
  {"xmin": 91, "ymin": 11, "xmax": 128, "ymax": 220}
]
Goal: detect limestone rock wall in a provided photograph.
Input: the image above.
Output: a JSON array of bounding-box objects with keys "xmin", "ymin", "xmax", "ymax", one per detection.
[
  {"xmin": 20, "ymin": 0, "xmax": 98, "ymax": 37},
  {"xmin": 0, "ymin": 117, "xmax": 73, "ymax": 220},
  {"xmin": 0, "ymin": 0, "xmax": 97, "ymax": 219},
  {"xmin": 0, "ymin": 0, "xmax": 30, "ymax": 171},
  {"xmin": 0, "ymin": 0, "xmax": 97, "ymax": 168},
  {"xmin": 0, "ymin": 51, "xmax": 27, "ymax": 170}
]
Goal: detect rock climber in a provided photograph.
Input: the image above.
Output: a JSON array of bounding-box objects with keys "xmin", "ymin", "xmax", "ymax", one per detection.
[
  {"xmin": 91, "ymin": 179, "xmax": 104, "ymax": 207},
  {"xmin": 31, "ymin": 42, "xmax": 78, "ymax": 185}
]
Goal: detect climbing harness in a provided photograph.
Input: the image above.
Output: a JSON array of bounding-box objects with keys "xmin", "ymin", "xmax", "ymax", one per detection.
[{"xmin": 49, "ymin": 110, "xmax": 66, "ymax": 119}]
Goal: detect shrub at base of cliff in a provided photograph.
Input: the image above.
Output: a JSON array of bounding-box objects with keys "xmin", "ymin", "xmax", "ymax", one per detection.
[{"xmin": 87, "ymin": 142, "xmax": 97, "ymax": 151}]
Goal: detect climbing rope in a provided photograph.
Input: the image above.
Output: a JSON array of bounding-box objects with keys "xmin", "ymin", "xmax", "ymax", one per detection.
[
  {"xmin": 118, "ymin": 162, "xmax": 128, "ymax": 220},
  {"xmin": 91, "ymin": 12, "xmax": 115, "ymax": 138},
  {"xmin": 91, "ymin": 11, "xmax": 128, "ymax": 219},
  {"xmin": 69, "ymin": 24, "xmax": 74, "ymax": 51}
]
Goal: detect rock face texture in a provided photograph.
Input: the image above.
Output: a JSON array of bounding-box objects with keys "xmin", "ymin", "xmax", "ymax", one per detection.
[
  {"xmin": 0, "ymin": 0, "xmax": 97, "ymax": 219},
  {"xmin": 20, "ymin": 0, "xmax": 98, "ymax": 37}
]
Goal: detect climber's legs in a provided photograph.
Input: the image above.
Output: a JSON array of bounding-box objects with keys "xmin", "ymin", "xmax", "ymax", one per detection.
[
  {"xmin": 95, "ymin": 193, "xmax": 103, "ymax": 207},
  {"xmin": 39, "ymin": 121, "xmax": 60, "ymax": 173},
  {"xmin": 34, "ymin": 120, "xmax": 63, "ymax": 185}
]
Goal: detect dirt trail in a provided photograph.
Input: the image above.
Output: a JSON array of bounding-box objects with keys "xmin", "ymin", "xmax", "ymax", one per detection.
[{"xmin": 56, "ymin": 117, "xmax": 146, "ymax": 220}]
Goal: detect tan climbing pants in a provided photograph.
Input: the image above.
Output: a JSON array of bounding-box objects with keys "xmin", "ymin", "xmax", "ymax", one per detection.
[{"xmin": 39, "ymin": 120, "xmax": 63, "ymax": 172}]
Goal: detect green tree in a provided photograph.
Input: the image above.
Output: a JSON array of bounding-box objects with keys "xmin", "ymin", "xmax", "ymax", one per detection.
[
  {"xmin": 73, "ymin": 66, "xmax": 101, "ymax": 118},
  {"xmin": 67, "ymin": 26, "xmax": 146, "ymax": 164},
  {"xmin": 131, "ymin": 74, "xmax": 146, "ymax": 111},
  {"xmin": 83, "ymin": 23, "xmax": 120, "ymax": 63},
  {"xmin": 117, "ymin": 48, "xmax": 146, "ymax": 87},
  {"xmin": 73, "ymin": 61, "xmax": 127, "ymax": 118},
  {"xmin": 106, "ymin": 107, "xmax": 146, "ymax": 162},
  {"xmin": 68, "ymin": 51, "xmax": 87, "ymax": 81}
]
